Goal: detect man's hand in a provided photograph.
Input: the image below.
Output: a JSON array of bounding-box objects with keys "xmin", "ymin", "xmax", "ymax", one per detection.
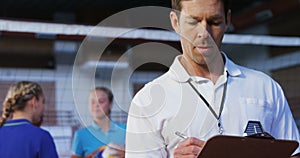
[{"xmin": 174, "ymin": 137, "xmax": 205, "ymax": 158}]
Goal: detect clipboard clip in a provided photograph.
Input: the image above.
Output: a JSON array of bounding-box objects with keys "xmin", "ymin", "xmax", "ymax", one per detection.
[
  {"xmin": 244, "ymin": 120, "xmax": 275, "ymax": 139},
  {"xmin": 246, "ymin": 132, "xmax": 275, "ymax": 139}
]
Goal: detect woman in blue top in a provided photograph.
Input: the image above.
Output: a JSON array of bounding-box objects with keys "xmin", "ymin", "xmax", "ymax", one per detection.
[
  {"xmin": 71, "ymin": 87, "xmax": 126, "ymax": 158},
  {"xmin": 0, "ymin": 81, "xmax": 59, "ymax": 158}
]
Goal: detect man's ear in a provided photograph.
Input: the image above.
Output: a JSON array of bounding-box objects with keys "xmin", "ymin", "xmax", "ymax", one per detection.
[
  {"xmin": 225, "ymin": 9, "xmax": 231, "ymax": 31},
  {"xmin": 170, "ymin": 11, "xmax": 180, "ymax": 33}
]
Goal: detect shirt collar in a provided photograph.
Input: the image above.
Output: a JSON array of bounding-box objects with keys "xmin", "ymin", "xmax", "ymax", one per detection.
[
  {"xmin": 168, "ymin": 56, "xmax": 191, "ymax": 83},
  {"xmin": 222, "ymin": 52, "xmax": 242, "ymax": 77},
  {"xmin": 4, "ymin": 119, "xmax": 31, "ymax": 126},
  {"xmin": 168, "ymin": 52, "xmax": 242, "ymax": 83}
]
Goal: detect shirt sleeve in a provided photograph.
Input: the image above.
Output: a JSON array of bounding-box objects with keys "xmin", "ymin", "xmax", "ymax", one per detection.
[
  {"xmin": 39, "ymin": 131, "xmax": 59, "ymax": 158},
  {"xmin": 126, "ymin": 115, "xmax": 169, "ymax": 158},
  {"xmin": 71, "ymin": 130, "xmax": 84, "ymax": 156},
  {"xmin": 271, "ymin": 83, "xmax": 300, "ymax": 156},
  {"xmin": 125, "ymin": 87, "xmax": 168, "ymax": 158}
]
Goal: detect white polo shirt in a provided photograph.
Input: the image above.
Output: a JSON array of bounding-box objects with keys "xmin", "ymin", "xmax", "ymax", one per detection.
[{"xmin": 126, "ymin": 54, "xmax": 300, "ymax": 157}]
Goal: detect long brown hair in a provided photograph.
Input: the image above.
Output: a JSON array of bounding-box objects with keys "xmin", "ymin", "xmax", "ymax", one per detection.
[{"xmin": 0, "ymin": 81, "xmax": 43, "ymax": 127}]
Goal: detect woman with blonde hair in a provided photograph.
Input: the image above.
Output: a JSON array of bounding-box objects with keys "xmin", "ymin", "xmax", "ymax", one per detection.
[{"xmin": 0, "ymin": 81, "xmax": 58, "ymax": 158}]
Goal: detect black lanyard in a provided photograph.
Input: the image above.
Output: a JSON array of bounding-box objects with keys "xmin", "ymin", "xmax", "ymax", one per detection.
[{"xmin": 187, "ymin": 74, "xmax": 228, "ymax": 134}]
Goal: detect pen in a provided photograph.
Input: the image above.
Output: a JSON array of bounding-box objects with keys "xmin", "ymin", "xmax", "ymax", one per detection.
[{"xmin": 175, "ymin": 131, "xmax": 188, "ymax": 140}]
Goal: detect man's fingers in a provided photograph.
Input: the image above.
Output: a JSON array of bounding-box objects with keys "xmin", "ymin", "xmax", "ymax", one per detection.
[
  {"xmin": 178, "ymin": 137, "xmax": 205, "ymax": 148},
  {"xmin": 174, "ymin": 137, "xmax": 205, "ymax": 158},
  {"xmin": 174, "ymin": 145, "xmax": 201, "ymax": 155}
]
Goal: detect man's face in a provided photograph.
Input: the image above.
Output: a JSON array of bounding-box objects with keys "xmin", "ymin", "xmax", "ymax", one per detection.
[
  {"xmin": 171, "ymin": 0, "xmax": 230, "ymax": 65},
  {"xmin": 89, "ymin": 90, "xmax": 112, "ymax": 120}
]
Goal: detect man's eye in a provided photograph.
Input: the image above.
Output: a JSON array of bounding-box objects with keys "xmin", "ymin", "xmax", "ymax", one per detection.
[
  {"xmin": 187, "ymin": 20, "xmax": 198, "ymax": 25},
  {"xmin": 209, "ymin": 21, "xmax": 222, "ymax": 26}
]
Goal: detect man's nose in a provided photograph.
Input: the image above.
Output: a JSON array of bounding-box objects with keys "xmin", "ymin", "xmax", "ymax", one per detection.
[{"xmin": 196, "ymin": 21, "xmax": 210, "ymax": 38}]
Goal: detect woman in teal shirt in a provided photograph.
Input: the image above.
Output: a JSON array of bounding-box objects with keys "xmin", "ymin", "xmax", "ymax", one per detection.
[{"xmin": 71, "ymin": 87, "xmax": 126, "ymax": 158}]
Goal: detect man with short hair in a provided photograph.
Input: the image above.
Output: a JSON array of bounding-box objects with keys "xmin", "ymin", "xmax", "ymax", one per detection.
[{"xmin": 126, "ymin": 0, "xmax": 300, "ymax": 157}]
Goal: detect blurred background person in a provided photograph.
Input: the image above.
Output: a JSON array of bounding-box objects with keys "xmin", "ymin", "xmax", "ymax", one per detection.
[
  {"xmin": 0, "ymin": 81, "xmax": 59, "ymax": 158},
  {"xmin": 71, "ymin": 87, "xmax": 126, "ymax": 158}
]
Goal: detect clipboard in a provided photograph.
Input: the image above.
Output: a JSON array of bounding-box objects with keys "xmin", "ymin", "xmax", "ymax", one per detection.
[{"xmin": 198, "ymin": 135, "xmax": 299, "ymax": 158}]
